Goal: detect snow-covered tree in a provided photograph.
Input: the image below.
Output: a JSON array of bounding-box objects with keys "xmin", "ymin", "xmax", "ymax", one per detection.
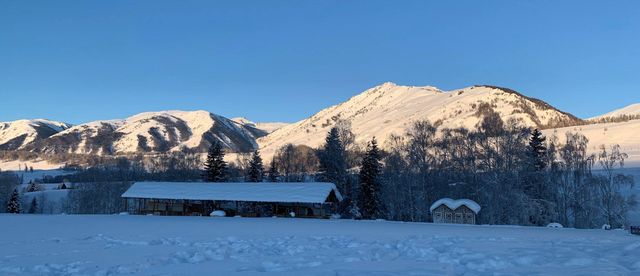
[
  {"xmin": 203, "ymin": 141, "xmax": 227, "ymax": 182},
  {"xmin": 358, "ymin": 137, "xmax": 383, "ymax": 219},
  {"xmin": 247, "ymin": 150, "xmax": 264, "ymax": 182},
  {"xmin": 26, "ymin": 182, "xmax": 43, "ymax": 193},
  {"xmin": 6, "ymin": 188, "xmax": 21, "ymax": 213}
]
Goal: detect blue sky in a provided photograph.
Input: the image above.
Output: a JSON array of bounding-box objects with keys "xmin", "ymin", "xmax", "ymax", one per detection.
[{"xmin": 1, "ymin": 1, "xmax": 639, "ymax": 124}]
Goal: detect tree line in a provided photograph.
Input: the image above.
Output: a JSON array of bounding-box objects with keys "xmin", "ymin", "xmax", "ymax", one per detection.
[{"xmin": 246, "ymin": 112, "xmax": 637, "ymax": 228}]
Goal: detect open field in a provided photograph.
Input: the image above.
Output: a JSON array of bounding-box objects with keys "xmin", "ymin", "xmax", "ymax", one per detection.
[{"xmin": 1, "ymin": 215, "xmax": 639, "ymax": 275}]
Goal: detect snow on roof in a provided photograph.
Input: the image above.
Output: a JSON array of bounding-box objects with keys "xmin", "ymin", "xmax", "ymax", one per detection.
[
  {"xmin": 121, "ymin": 182, "xmax": 343, "ymax": 204},
  {"xmin": 429, "ymin": 198, "xmax": 481, "ymax": 214}
]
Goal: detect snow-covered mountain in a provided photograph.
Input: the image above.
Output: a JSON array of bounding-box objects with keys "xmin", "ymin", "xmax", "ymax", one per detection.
[
  {"xmin": 232, "ymin": 117, "xmax": 290, "ymax": 134},
  {"xmin": 590, "ymin": 103, "xmax": 640, "ymax": 120},
  {"xmin": 25, "ymin": 110, "xmax": 263, "ymax": 155},
  {"xmin": 9, "ymin": 84, "xmax": 639, "ymax": 166},
  {"xmin": 0, "ymin": 119, "xmax": 72, "ymax": 150},
  {"xmin": 258, "ymin": 82, "xmax": 583, "ymax": 157}
]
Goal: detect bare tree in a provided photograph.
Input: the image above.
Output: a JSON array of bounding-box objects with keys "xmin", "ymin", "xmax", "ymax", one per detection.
[{"xmin": 595, "ymin": 144, "xmax": 636, "ymax": 228}]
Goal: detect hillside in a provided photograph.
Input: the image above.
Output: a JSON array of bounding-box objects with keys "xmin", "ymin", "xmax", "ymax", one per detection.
[
  {"xmin": 24, "ymin": 110, "xmax": 263, "ymax": 155},
  {"xmin": 590, "ymin": 103, "xmax": 640, "ymax": 120},
  {"xmin": 543, "ymin": 119, "xmax": 640, "ymax": 166},
  {"xmin": 0, "ymin": 119, "xmax": 71, "ymax": 150},
  {"xmin": 258, "ymin": 82, "xmax": 583, "ymax": 158}
]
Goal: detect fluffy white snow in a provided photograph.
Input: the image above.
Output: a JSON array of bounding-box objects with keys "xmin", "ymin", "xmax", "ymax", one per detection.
[
  {"xmin": 429, "ymin": 198, "xmax": 481, "ymax": 214},
  {"xmin": 122, "ymin": 182, "xmax": 343, "ymax": 203},
  {"xmin": 0, "ymin": 215, "xmax": 638, "ymax": 275}
]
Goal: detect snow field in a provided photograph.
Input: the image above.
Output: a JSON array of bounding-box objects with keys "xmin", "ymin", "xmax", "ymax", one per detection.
[{"xmin": 1, "ymin": 215, "xmax": 639, "ymax": 275}]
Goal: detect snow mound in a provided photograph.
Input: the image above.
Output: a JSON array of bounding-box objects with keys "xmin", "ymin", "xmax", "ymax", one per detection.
[
  {"xmin": 547, "ymin": 223, "xmax": 564, "ymax": 228},
  {"xmin": 210, "ymin": 210, "xmax": 226, "ymax": 217},
  {"xmin": 429, "ymin": 198, "xmax": 481, "ymax": 214}
]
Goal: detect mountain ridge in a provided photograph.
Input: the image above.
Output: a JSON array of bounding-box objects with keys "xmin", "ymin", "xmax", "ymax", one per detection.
[
  {"xmin": 4, "ymin": 83, "xmax": 638, "ymax": 166},
  {"xmin": 257, "ymin": 82, "xmax": 585, "ymax": 158}
]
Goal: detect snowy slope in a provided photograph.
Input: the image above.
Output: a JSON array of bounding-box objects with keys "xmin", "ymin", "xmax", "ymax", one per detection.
[
  {"xmin": 0, "ymin": 119, "xmax": 71, "ymax": 150},
  {"xmin": 26, "ymin": 110, "xmax": 261, "ymax": 155},
  {"xmin": 543, "ymin": 119, "xmax": 640, "ymax": 167},
  {"xmin": 259, "ymin": 82, "xmax": 582, "ymax": 158},
  {"xmin": 1, "ymin": 215, "xmax": 638, "ymax": 275},
  {"xmin": 590, "ymin": 103, "xmax": 640, "ymax": 120}
]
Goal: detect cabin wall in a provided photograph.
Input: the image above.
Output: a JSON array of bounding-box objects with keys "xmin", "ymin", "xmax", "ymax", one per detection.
[
  {"xmin": 431, "ymin": 204, "xmax": 476, "ymax": 225},
  {"xmin": 124, "ymin": 197, "xmax": 336, "ymax": 218}
]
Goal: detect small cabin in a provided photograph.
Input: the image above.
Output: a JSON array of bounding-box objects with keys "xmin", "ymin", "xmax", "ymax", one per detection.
[
  {"xmin": 430, "ymin": 198, "xmax": 481, "ymax": 224},
  {"xmin": 121, "ymin": 182, "xmax": 342, "ymax": 219}
]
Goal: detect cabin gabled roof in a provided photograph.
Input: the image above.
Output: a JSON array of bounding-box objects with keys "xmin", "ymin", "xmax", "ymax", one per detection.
[
  {"xmin": 121, "ymin": 182, "xmax": 343, "ymax": 204},
  {"xmin": 429, "ymin": 198, "xmax": 481, "ymax": 214}
]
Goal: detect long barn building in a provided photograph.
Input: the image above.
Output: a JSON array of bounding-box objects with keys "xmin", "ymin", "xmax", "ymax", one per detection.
[{"xmin": 121, "ymin": 182, "xmax": 342, "ymax": 218}]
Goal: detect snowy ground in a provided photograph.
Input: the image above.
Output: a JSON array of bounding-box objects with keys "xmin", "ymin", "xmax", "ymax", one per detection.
[
  {"xmin": 0, "ymin": 160, "xmax": 63, "ymax": 171},
  {"xmin": 1, "ymin": 215, "xmax": 639, "ymax": 276}
]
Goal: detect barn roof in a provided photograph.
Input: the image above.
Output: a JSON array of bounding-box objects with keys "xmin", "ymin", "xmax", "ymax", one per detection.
[
  {"xmin": 121, "ymin": 182, "xmax": 343, "ymax": 204},
  {"xmin": 429, "ymin": 198, "xmax": 481, "ymax": 214}
]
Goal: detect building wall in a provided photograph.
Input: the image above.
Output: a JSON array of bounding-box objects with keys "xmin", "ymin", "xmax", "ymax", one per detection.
[
  {"xmin": 124, "ymin": 198, "xmax": 336, "ymax": 218},
  {"xmin": 431, "ymin": 204, "xmax": 476, "ymax": 224}
]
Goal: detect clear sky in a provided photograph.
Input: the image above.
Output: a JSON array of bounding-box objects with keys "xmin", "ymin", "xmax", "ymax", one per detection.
[{"xmin": 1, "ymin": 1, "xmax": 639, "ymax": 124}]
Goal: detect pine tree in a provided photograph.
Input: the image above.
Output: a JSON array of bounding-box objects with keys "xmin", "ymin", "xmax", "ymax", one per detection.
[
  {"xmin": 358, "ymin": 137, "xmax": 383, "ymax": 219},
  {"xmin": 525, "ymin": 128, "xmax": 552, "ymax": 226},
  {"xmin": 267, "ymin": 158, "xmax": 280, "ymax": 182},
  {"xmin": 247, "ymin": 150, "xmax": 264, "ymax": 182},
  {"xmin": 6, "ymin": 188, "xmax": 21, "ymax": 214},
  {"xmin": 28, "ymin": 197, "xmax": 38, "ymax": 214},
  {"xmin": 317, "ymin": 127, "xmax": 348, "ymax": 193},
  {"xmin": 529, "ymin": 129, "xmax": 547, "ymax": 172},
  {"xmin": 203, "ymin": 141, "xmax": 227, "ymax": 182},
  {"xmin": 27, "ymin": 182, "xmax": 41, "ymax": 193}
]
